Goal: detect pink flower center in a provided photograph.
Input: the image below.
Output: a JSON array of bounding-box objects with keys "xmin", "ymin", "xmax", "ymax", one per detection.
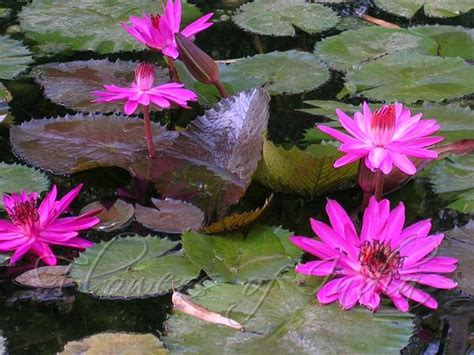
[
  {"xmin": 134, "ymin": 63, "xmax": 156, "ymax": 91},
  {"xmin": 151, "ymin": 15, "xmax": 161, "ymax": 30},
  {"xmin": 6, "ymin": 197, "xmax": 39, "ymax": 232},
  {"xmin": 359, "ymin": 240, "xmax": 403, "ymax": 279},
  {"xmin": 370, "ymin": 105, "xmax": 396, "ymax": 146}
]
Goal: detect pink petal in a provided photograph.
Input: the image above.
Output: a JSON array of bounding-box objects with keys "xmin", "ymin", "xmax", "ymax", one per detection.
[
  {"xmin": 0, "ymin": 220, "xmax": 20, "ymax": 233},
  {"xmin": 295, "ymin": 259, "xmax": 339, "ymax": 276},
  {"xmin": 181, "ymin": 13, "xmax": 214, "ymax": 38},
  {"xmin": 338, "ymin": 278, "xmax": 362, "ymax": 310},
  {"xmin": 400, "ymin": 233, "xmax": 444, "ymax": 266},
  {"xmin": 9, "ymin": 241, "xmax": 33, "ymax": 265},
  {"xmin": 317, "ymin": 277, "xmax": 347, "ymax": 304},
  {"xmin": 392, "ymin": 219, "xmax": 432, "ymax": 247},
  {"xmin": 380, "ymin": 202, "xmax": 405, "ymax": 244},
  {"xmin": 289, "ymin": 236, "xmax": 339, "ymax": 259},
  {"xmin": 333, "ymin": 153, "xmax": 361, "ymax": 168},
  {"xmin": 390, "ymin": 152, "xmax": 417, "ymax": 175},
  {"xmin": 402, "ymin": 274, "xmax": 457, "ymax": 289},
  {"xmin": 31, "ymin": 242, "xmax": 57, "ymax": 266},
  {"xmin": 0, "ymin": 237, "xmax": 30, "ymax": 251},
  {"xmin": 336, "ymin": 109, "xmax": 368, "ymax": 142},
  {"xmin": 317, "ymin": 125, "xmax": 354, "ymax": 144},
  {"xmin": 400, "ymin": 256, "xmax": 457, "ymax": 274},
  {"xmin": 124, "ymin": 100, "xmax": 139, "ymax": 115},
  {"xmin": 368, "ymin": 147, "xmax": 387, "ymax": 170},
  {"xmin": 310, "ymin": 219, "xmax": 353, "ymax": 255},
  {"xmin": 399, "ymin": 284, "xmax": 438, "ymax": 309}
]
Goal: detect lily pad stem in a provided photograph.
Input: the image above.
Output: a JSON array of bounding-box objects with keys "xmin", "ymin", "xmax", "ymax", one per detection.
[
  {"xmin": 374, "ymin": 170, "xmax": 384, "ymax": 201},
  {"xmin": 142, "ymin": 106, "xmax": 156, "ymax": 159},
  {"xmin": 166, "ymin": 56, "xmax": 181, "ymax": 83},
  {"xmin": 214, "ymin": 81, "xmax": 229, "ymax": 98}
]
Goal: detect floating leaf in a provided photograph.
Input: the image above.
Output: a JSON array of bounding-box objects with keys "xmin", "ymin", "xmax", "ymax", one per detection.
[
  {"xmin": 164, "ymin": 273, "xmax": 414, "ymax": 354},
  {"xmin": 10, "ymin": 113, "xmax": 178, "ymax": 174},
  {"xmin": 131, "ymin": 88, "xmax": 270, "ymax": 218},
  {"xmin": 439, "ymin": 221, "xmax": 474, "ymax": 295},
  {"xmin": 0, "ymin": 332, "xmax": 5, "ymax": 354},
  {"xmin": 233, "ymin": 0, "xmax": 339, "ymax": 37},
  {"xmin": 344, "ymin": 53, "xmax": 474, "ymax": 103},
  {"xmin": 373, "ymin": 0, "xmax": 474, "ymax": 18},
  {"xmin": 60, "ymin": 332, "xmax": 168, "ymax": 355},
  {"xmin": 335, "ymin": 16, "xmax": 375, "ymax": 32},
  {"xmin": 15, "ymin": 266, "xmax": 73, "ymax": 289},
  {"xmin": 409, "ymin": 25, "xmax": 474, "ymax": 60},
  {"xmin": 0, "ymin": 254, "xmax": 9, "ymax": 266},
  {"xmin": 254, "ymin": 139, "xmax": 357, "ymax": 196},
  {"xmin": 70, "ymin": 235, "xmax": 200, "ymax": 299},
  {"xmin": 0, "ymin": 163, "xmax": 50, "ymax": 210},
  {"xmin": 182, "ymin": 225, "xmax": 301, "ymax": 283},
  {"xmin": 0, "ymin": 8, "xmax": 12, "ymax": 22},
  {"xmin": 81, "ymin": 199, "xmax": 134, "ymax": 232},
  {"xmin": 0, "ymin": 35, "xmax": 33, "ymax": 80},
  {"xmin": 314, "ymin": 27, "xmax": 437, "ymax": 72},
  {"xmin": 200, "ymin": 195, "xmax": 272, "ymax": 234},
  {"xmin": 32, "ymin": 59, "xmax": 169, "ymax": 113},
  {"xmin": 135, "ymin": 198, "xmax": 205, "ymax": 234},
  {"xmin": 19, "ymin": 0, "xmax": 202, "ymax": 55}
]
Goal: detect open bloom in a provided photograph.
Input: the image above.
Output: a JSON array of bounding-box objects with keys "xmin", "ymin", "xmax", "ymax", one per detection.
[
  {"xmin": 290, "ymin": 197, "xmax": 457, "ymax": 312},
  {"xmin": 318, "ymin": 103, "xmax": 443, "ymax": 175},
  {"xmin": 122, "ymin": 0, "xmax": 213, "ymax": 59},
  {"xmin": 92, "ymin": 63, "xmax": 198, "ymax": 115},
  {"xmin": 0, "ymin": 185, "xmax": 100, "ymax": 266}
]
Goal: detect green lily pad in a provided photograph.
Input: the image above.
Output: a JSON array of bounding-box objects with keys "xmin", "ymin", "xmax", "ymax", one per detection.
[
  {"xmin": 0, "ymin": 163, "xmax": 50, "ymax": 210},
  {"xmin": 60, "ymin": 332, "xmax": 168, "ymax": 355},
  {"xmin": 182, "ymin": 225, "xmax": 300, "ymax": 283},
  {"xmin": 344, "ymin": 53, "xmax": 474, "ymax": 103},
  {"xmin": 254, "ymin": 138, "xmax": 357, "ymax": 196},
  {"xmin": 10, "ymin": 113, "xmax": 178, "ymax": 174},
  {"xmin": 314, "ymin": 27, "xmax": 437, "ymax": 72},
  {"xmin": 335, "ymin": 16, "xmax": 375, "ymax": 32},
  {"xmin": 439, "ymin": 221, "xmax": 474, "ymax": 295},
  {"xmin": 0, "ymin": 35, "xmax": 33, "ymax": 80},
  {"xmin": 19, "ymin": 0, "xmax": 202, "ymax": 55},
  {"xmin": 233, "ymin": 0, "xmax": 339, "ymax": 37},
  {"xmin": 373, "ymin": 0, "xmax": 474, "ymax": 18},
  {"xmin": 32, "ymin": 59, "xmax": 169, "ymax": 113},
  {"xmin": 409, "ymin": 25, "xmax": 474, "ymax": 60},
  {"xmin": 0, "ymin": 83, "xmax": 12, "ymax": 124},
  {"xmin": 423, "ymin": 153, "xmax": 474, "ymax": 214},
  {"xmin": 70, "ymin": 235, "xmax": 200, "ymax": 299},
  {"xmin": 0, "ymin": 8, "xmax": 12, "ymax": 22},
  {"xmin": 164, "ymin": 273, "xmax": 414, "ymax": 354}
]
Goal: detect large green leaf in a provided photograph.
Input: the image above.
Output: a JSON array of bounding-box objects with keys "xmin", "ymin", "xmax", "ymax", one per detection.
[
  {"xmin": 0, "ymin": 8, "xmax": 12, "ymax": 22},
  {"xmin": 32, "ymin": 59, "xmax": 169, "ymax": 113},
  {"xmin": 70, "ymin": 235, "xmax": 200, "ymax": 299},
  {"xmin": 233, "ymin": 0, "xmax": 339, "ymax": 37},
  {"xmin": 373, "ymin": 0, "xmax": 473, "ymax": 18},
  {"xmin": 19, "ymin": 0, "xmax": 202, "ymax": 55},
  {"xmin": 0, "ymin": 163, "xmax": 50, "ymax": 210},
  {"xmin": 314, "ymin": 27, "xmax": 437, "ymax": 72},
  {"xmin": 254, "ymin": 138, "xmax": 357, "ymax": 196},
  {"xmin": 409, "ymin": 25, "xmax": 474, "ymax": 60},
  {"xmin": 164, "ymin": 273, "xmax": 414, "ymax": 354},
  {"xmin": 182, "ymin": 225, "xmax": 300, "ymax": 283},
  {"xmin": 0, "ymin": 35, "xmax": 33, "ymax": 80},
  {"xmin": 344, "ymin": 53, "xmax": 474, "ymax": 103},
  {"xmin": 10, "ymin": 113, "xmax": 178, "ymax": 174},
  {"xmin": 0, "ymin": 84, "xmax": 12, "ymax": 125},
  {"xmin": 439, "ymin": 221, "xmax": 474, "ymax": 295}
]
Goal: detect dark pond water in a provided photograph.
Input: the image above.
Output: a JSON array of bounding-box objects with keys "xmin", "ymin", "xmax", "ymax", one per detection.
[{"xmin": 0, "ymin": 0, "xmax": 473, "ymax": 354}]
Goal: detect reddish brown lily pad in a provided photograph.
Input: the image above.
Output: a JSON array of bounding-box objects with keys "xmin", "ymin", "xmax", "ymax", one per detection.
[
  {"xmin": 15, "ymin": 265, "xmax": 73, "ymax": 289},
  {"xmin": 81, "ymin": 199, "xmax": 134, "ymax": 232}
]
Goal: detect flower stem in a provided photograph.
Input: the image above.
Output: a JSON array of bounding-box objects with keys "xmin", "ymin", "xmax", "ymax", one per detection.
[
  {"xmin": 166, "ymin": 56, "xmax": 181, "ymax": 83},
  {"xmin": 214, "ymin": 80, "xmax": 229, "ymax": 98},
  {"xmin": 142, "ymin": 106, "xmax": 156, "ymax": 159},
  {"xmin": 374, "ymin": 170, "xmax": 384, "ymax": 201}
]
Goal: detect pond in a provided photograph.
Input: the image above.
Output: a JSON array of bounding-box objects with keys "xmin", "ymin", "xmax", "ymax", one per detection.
[{"xmin": 0, "ymin": 0, "xmax": 473, "ymax": 354}]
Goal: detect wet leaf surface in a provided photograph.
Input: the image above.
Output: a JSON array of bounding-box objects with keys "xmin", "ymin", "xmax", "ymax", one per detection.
[
  {"xmin": 233, "ymin": 0, "xmax": 339, "ymax": 36},
  {"xmin": 0, "ymin": 332, "xmax": 5, "ymax": 354},
  {"xmin": 373, "ymin": 0, "xmax": 474, "ymax": 18},
  {"xmin": 182, "ymin": 225, "xmax": 301, "ymax": 283},
  {"xmin": 70, "ymin": 235, "xmax": 200, "ymax": 299},
  {"xmin": 0, "ymin": 254, "xmax": 9, "ymax": 266},
  {"xmin": 135, "ymin": 198, "xmax": 204, "ymax": 234},
  {"xmin": 0, "ymin": 35, "xmax": 33, "ymax": 80},
  {"xmin": 81, "ymin": 199, "xmax": 134, "ymax": 232},
  {"xmin": 10, "ymin": 113, "xmax": 178, "ymax": 174},
  {"xmin": 15, "ymin": 266, "xmax": 74, "ymax": 289},
  {"xmin": 32, "ymin": 59, "xmax": 169, "ymax": 113},
  {"xmin": 164, "ymin": 273, "xmax": 414, "ymax": 354}
]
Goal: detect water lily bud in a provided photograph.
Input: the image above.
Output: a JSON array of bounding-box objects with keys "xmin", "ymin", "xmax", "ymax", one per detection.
[{"xmin": 175, "ymin": 33, "xmax": 220, "ymax": 85}]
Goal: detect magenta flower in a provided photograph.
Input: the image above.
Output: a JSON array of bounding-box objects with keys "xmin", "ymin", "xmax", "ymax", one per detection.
[
  {"xmin": 92, "ymin": 63, "xmax": 198, "ymax": 115},
  {"xmin": 290, "ymin": 197, "xmax": 457, "ymax": 312},
  {"xmin": 122, "ymin": 0, "xmax": 213, "ymax": 59},
  {"xmin": 0, "ymin": 185, "xmax": 100, "ymax": 266},
  {"xmin": 318, "ymin": 103, "xmax": 443, "ymax": 175}
]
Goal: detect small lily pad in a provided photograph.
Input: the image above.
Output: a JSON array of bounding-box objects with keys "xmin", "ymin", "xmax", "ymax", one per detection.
[
  {"xmin": 135, "ymin": 198, "xmax": 205, "ymax": 234},
  {"xmin": 70, "ymin": 235, "xmax": 200, "ymax": 299},
  {"xmin": 314, "ymin": 27, "xmax": 437, "ymax": 72},
  {"xmin": 32, "ymin": 59, "xmax": 169, "ymax": 113},
  {"xmin": 0, "ymin": 163, "xmax": 50, "ymax": 210},
  {"xmin": 233, "ymin": 0, "xmax": 340, "ymax": 37},
  {"xmin": 81, "ymin": 199, "xmax": 134, "ymax": 232},
  {"xmin": 373, "ymin": 0, "xmax": 474, "ymax": 18},
  {"xmin": 344, "ymin": 53, "xmax": 474, "ymax": 103},
  {"xmin": 254, "ymin": 139, "xmax": 357, "ymax": 196},
  {"xmin": 164, "ymin": 273, "xmax": 414, "ymax": 354},
  {"xmin": 15, "ymin": 266, "xmax": 74, "ymax": 289},
  {"xmin": 182, "ymin": 225, "xmax": 301, "ymax": 283},
  {"xmin": 0, "ymin": 254, "xmax": 10, "ymax": 266},
  {"xmin": 0, "ymin": 35, "xmax": 33, "ymax": 80},
  {"xmin": 60, "ymin": 332, "xmax": 168, "ymax": 355}
]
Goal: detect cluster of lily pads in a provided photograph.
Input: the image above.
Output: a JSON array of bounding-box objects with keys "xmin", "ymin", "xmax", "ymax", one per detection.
[{"xmin": 0, "ymin": 0, "xmax": 473, "ymax": 353}]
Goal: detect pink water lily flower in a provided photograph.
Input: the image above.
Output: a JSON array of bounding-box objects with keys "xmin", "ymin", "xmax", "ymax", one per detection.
[
  {"xmin": 290, "ymin": 197, "xmax": 457, "ymax": 312},
  {"xmin": 318, "ymin": 102, "xmax": 443, "ymax": 175},
  {"xmin": 122, "ymin": 0, "xmax": 213, "ymax": 59},
  {"xmin": 0, "ymin": 185, "xmax": 100, "ymax": 266},
  {"xmin": 92, "ymin": 63, "xmax": 198, "ymax": 115}
]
